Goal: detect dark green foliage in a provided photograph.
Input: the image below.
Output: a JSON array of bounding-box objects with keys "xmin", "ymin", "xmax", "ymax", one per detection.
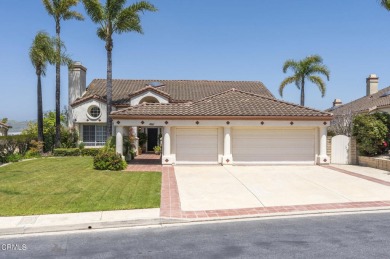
[
  {"xmin": 0, "ymin": 135, "xmax": 34, "ymax": 163},
  {"xmin": 81, "ymin": 148, "xmax": 100, "ymax": 157},
  {"xmin": 6, "ymin": 154, "xmax": 23, "ymax": 163},
  {"xmin": 23, "ymin": 111, "xmax": 78, "ymax": 152},
  {"xmin": 353, "ymin": 113, "xmax": 388, "ymax": 156},
  {"xmin": 93, "ymin": 151, "xmax": 127, "ymax": 171},
  {"xmin": 53, "ymin": 148, "xmax": 81, "ymax": 156},
  {"xmin": 138, "ymin": 131, "xmax": 147, "ymax": 146},
  {"xmin": 61, "ymin": 127, "xmax": 79, "ymax": 148},
  {"xmin": 53, "ymin": 148, "xmax": 101, "ymax": 157}
]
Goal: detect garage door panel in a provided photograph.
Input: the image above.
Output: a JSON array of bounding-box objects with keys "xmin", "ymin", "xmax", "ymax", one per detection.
[
  {"xmin": 176, "ymin": 128, "xmax": 218, "ymax": 163},
  {"xmin": 233, "ymin": 128, "xmax": 315, "ymax": 163}
]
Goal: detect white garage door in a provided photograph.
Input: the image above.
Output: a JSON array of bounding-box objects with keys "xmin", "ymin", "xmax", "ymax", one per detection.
[
  {"xmin": 232, "ymin": 128, "xmax": 315, "ymax": 164},
  {"xmin": 176, "ymin": 128, "xmax": 218, "ymax": 164}
]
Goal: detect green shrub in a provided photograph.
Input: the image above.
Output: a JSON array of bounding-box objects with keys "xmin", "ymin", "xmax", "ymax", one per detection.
[
  {"xmin": 53, "ymin": 148, "xmax": 81, "ymax": 157},
  {"xmin": 6, "ymin": 154, "xmax": 23, "ymax": 163},
  {"xmin": 353, "ymin": 113, "xmax": 388, "ymax": 156},
  {"xmin": 24, "ymin": 150, "xmax": 42, "ymax": 159},
  {"xmin": 78, "ymin": 142, "xmax": 85, "ymax": 150},
  {"xmin": 0, "ymin": 135, "xmax": 34, "ymax": 163},
  {"xmin": 93, "ymin": 151, "xmax": 127, "ymax": 171},
  {"xmin": 81, "ymin": 148, "xmax": 101, "ymax": 157}
]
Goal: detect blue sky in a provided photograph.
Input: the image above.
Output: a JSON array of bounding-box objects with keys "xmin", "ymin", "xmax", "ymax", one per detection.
[{"xmin": 1, "ymin": 1, "xmax": 390, "ymax": 121}]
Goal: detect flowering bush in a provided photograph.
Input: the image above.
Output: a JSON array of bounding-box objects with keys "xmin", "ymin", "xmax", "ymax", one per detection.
[{"xmin": 93, "ymin": 151, "xmax": 127, "ymax": 171}]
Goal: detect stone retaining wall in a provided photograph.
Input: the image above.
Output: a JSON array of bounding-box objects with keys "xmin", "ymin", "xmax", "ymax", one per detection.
[{"xmin": 358, "ymin": 156, "xmax": 390, "ymax": 171}]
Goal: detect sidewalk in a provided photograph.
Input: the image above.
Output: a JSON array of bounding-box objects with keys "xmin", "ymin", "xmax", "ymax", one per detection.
[{"xmin": 0, "ymin": 209, "xmax": 177, "ymax": 236}]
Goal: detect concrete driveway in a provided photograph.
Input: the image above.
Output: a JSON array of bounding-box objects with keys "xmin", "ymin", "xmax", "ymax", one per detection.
[{"xmin": 174, "ymin": 165, "xmax": 390, "ymax": 211}]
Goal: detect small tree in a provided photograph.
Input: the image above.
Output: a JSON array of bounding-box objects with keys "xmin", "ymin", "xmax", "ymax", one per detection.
[
  {"xmin": 1, "ymin": 118, "xmax": 8, "ymax": 124},
  {"xmin": 329, "ymin": 110, "xmax": 354, "ymax": 137},
  {"xmin": 352, "ymin": 113, "xmax": 388, "ymax": 156}
]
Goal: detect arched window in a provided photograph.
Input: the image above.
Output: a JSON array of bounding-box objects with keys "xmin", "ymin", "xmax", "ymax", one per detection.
[{"xmin": 139, "ymin": 96, "xmax": 159, "ymax": 104}]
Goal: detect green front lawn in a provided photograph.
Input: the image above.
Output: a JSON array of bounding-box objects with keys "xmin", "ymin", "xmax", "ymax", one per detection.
[{"xmin": 0, "ymin": 157, "xmax": 161, "ymax": 216}]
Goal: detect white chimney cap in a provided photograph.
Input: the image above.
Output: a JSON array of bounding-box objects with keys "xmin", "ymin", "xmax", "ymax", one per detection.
[{"xmin": 368, "ymin": 74, "xmax": 378, "ymax": 78}]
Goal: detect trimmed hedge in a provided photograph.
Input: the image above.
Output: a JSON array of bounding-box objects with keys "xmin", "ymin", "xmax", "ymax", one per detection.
[
  {"xmin": 81, "ymin": 148, "xmax": 100, "ymax": 157},
  {"xmin": 93, "ymin": 151, "xmax": 127, "ymax": 171},
  {"xmin": 53, "ymin": 148, "xmax": 101, "ymax": 156},
  {"xmin": 53, "ymin": 148, "xmax": 80, "ymax": 156},
  {"xmin": 53, "ymin": 148, "xmax": 101, "ymax": 157}
]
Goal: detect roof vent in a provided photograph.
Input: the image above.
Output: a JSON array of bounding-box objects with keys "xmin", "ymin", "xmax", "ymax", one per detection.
[
  {"xmin": 147, "ymin": 82, "xmax": 164, "ymax": 88},
  {"xmin": 380, "ymin": 90, "xmax": 390, "ymax": 97}
]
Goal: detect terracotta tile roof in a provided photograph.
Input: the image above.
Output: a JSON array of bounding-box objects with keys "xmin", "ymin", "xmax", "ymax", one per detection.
[
  {"xmin": 71, "ymin": 95, "xmax": 107, "ymax": 107},
  {"xmin": 0, "ymin": 122, "xmax": 11, "ymax": 129},
  {"xmin": 327, "ymin": 86, "xmax": 390, "ymax": 115},
  {"xmin": 80, "ymin": 79, "xmax": 274, "ymax": 105},
  {"xmin": 111, "ymin": 89, "xmax": 332, "ymax": 119}
]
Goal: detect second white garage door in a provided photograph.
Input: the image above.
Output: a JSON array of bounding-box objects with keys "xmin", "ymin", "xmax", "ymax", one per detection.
[
  {"xmin": 232, "ymin": 128, "xmax": 316, "ymax": 164},
  {"xmin": 176, "ymin": 128, "xmax": 218, "ymax": 164}
]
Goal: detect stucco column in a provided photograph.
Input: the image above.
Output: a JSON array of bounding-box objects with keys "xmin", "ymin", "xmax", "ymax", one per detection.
[
  {"xmin": 317, "ymin": 126, "xmax": 330, "ymax": 165},
  {"xmin": 162, "ymin": 126, "xmax": 172, "ymax": 165},
  {"xmin": 223, "ymin": 126, "xmax": 233, "ymax": 165},
  {"xmin": 116, "ymin": 126, "xmax": 124, "ymax": 158},
  {"xmin": 133, "ymin": 127, "xmax": 139, "ymax": 155}
]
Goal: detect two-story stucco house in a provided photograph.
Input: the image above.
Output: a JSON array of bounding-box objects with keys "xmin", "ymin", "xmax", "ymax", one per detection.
[{"xmin": 68, "ymin": 62, "xmax": 332, "ymax": 166}]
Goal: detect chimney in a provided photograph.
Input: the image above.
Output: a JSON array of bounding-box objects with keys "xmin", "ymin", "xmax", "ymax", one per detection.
[
  {"xmin": 333, "ymin": 99, "xmax": 342, "ymax": 107},
  {"xmin": 366, "ymin": 74, "xmax": 378, "ymax": 96},
  {"xmin": 68, "ymin": 62, "xmax": 87, "ymax": 127}
]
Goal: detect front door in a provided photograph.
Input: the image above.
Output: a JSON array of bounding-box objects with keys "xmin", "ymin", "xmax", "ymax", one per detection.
[{"xmin": 147, "ymin": 128, "xmax": 158, "ymax": 152}]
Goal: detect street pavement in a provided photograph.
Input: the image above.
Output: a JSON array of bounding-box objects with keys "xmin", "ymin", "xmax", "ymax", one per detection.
[{"xmin": 1, "ymin": 212, "xmax": 390, "ymax": 258}]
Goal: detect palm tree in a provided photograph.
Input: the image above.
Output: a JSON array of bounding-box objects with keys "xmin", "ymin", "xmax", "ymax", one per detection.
[
  {"xmin": 42, "ymin": 0, "xmax": 84, "ymax": 147},
  {"xmin": 29, "ymin": 32, "xmax": 56, "ymax": 143},
  {"xmin": 279, "ymin": 55, "xmax": 330, "ymax": 106},
  {"xmin": 380, "ymin": 0, "xmax": 390, "ymax": 10},
  {"xmin": 82, "ymin": 0, "xmax": 157, "ymax": 138},
  {"xmin": 29, "ymin": 32, "xmax": 73, "ymax": 145}
]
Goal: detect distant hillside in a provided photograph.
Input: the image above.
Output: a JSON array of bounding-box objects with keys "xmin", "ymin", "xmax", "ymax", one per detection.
[{"xmin": 7, "ymin": 120, "xmax": 34, "ymax": 133}]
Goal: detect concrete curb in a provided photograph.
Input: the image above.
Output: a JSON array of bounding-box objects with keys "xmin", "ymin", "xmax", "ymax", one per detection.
[
  {"xmin": 0, "ymin": 218, "xmax": 188, "ymax": 236},
  {"xmin": 2, "ymin": 206, "xmax": 390, "ymax": 236}
]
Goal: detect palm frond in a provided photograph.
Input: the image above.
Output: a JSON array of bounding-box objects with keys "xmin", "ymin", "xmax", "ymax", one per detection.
[
  {"xmin": 380, "ymin": 0, "xmax": 390, "ymax": 10},
  {"xmin": 279, "ymin": 76, "xmax": 298, "ymax": 97},
  {"xmin": 42, "ymin": 0, "xmax": 55, "ymax": 16},
  {"xmin": 115, "ymin": 8, "xmax": 142, "ymax": 34},
  {"xmin": 63, "ymin": 10, "xmax": 84, "ymax": 21},
  {"xmin": 82, "ymin": 0, "xmax": 105, "ymax": 23},
  {"xmin": 308, "ymin": 75, "xmax": 326, "ymax": 97},
  {"xmin": 308, "ymin": 64, "xmax": 330, "ymax": 80},
  {"xmin": 107, "ymin": 0, "xmax": 127, "ymax": 19},
  {"xmin": 282, "ymin": 59, "xmax": 298, "ymax": 73},
  {"xmin": 303, "ymin": 54, "xmax": 322, "ymax": 65},
  {"xmin": 128, "ymin": 1, "xmax": 158, "ymax": 13},
  {"xmin": 97, "ymin": 27, "xmax": 108, "ymax": 41},
  {"xmin": 29, "ymin": 31, "xmax": 56, "ymax": 76}
]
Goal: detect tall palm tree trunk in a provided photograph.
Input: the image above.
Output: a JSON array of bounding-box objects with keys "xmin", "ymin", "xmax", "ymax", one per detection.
[
  {"xmin": 106, "ymin": 40, "xmax": 113, "ymax": 138},
  {"xmin": 55, "ymin": 20, "xmax": 61, "ymax": 147},
  {"xmin": 300, "ymin": 78, "xmax": 305, "ymax": 106},
  {"xmin": 37, "ymin": 73, "xmax": 44, "ymax": 143}
]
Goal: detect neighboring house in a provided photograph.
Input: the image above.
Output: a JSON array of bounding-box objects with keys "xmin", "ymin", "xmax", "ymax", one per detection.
[
  {"xmin": 68, "ymin": 62, "xmax": 332, "ymax": 165},
  {"xmin": 327, "ymin": 74, "xmax": 390, "ymax": 135},
  {"xmin": 0, "ymin": 122, "xmax": 11, "ymax": 136},
  {"xmin": 327, "ymin": 74, "xmax": 390, "ymax": 115}
]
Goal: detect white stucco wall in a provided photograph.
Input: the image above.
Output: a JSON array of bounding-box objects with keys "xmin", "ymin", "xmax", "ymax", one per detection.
[{"xmin": 71, "ymin": 99, "xmax": 107, "ymax": 124}]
